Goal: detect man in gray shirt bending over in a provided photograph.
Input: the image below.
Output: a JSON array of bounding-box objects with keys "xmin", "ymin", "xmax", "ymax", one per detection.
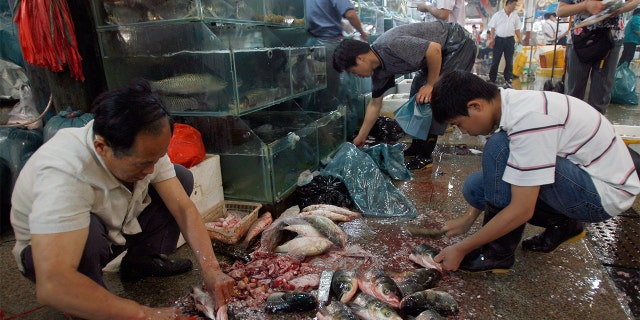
[{"xmin": 333, "ymin": 21, "xmax": 476, "ymax": 170}]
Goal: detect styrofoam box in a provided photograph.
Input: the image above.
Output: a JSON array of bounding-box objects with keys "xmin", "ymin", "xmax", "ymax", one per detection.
[
  {"xmin": 614, "ymin": 125, "xmax": 640, "ymax": 145},
  {"xmin": 382, "ymin": 93, "xmax": 410, "ymax": 118},
  {"xmin": 189, "ymin": 154, "xmax": 224, "ymax": 215},
  {"xmin": 396, "ymin": 79, "xmax": 413, "ymax": 94}
]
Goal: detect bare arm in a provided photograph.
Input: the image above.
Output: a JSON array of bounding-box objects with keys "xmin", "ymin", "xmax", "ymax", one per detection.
[
  {"xmin": 557, "ymin": 0, "xmax": 604, "ymax": 17},
  {"xmin": 435, "ymin": 185, "xmax": 539, "ymax": 271},
  {"xmin": 415, "ymin": 42, "xmax": 442, "ymax": 104},
  {"xmin": 416, "ymin": 2, "xmax": 451, "ymax": 21},
  {"xmin": 353, "ymin": 96, "xmax": 383, "ymax": 146},
  {"xmin": 31, "ymin": 230, "xmax": 175, "ymax": 319},
  {"xmin": 344, "ymin": 9, "xmax": 369, "ymax": 42},
  {"xmin": 154, "ymin": 176, "xmax": 234, "ymax": 309}
]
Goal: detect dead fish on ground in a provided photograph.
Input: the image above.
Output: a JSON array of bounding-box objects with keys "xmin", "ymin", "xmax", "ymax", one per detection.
[
  {"xmin": 400, "ymin": 289, "xmax": 459, "ymax": 317},
  {"xmin": 283, "ymin": 224, "xmax": 325, "ymax": 238},
  {"xmin": 331, "ymin": 269, "xmax": 358, "ymax": 303},
  {"xmin": 191, "ymin": 286, "xmax": 228, "ymax": 319},
  {"xmin": 240, "ymin": 211, "xmax": 272, "ymax": 247},
  {"xmin": 414, "ymin": 309, "xmax": 445, "ymax": 320},
  {"xmin": 302, "ymin": 203, "xmax": 361, "ymax": 220},
  {"xmin": 409, "ymin": 243, "xmax": 443, "ymax": 274},
  {"xmin": 298, "ymin": 209, "xmax": 351, "ymax": 222},
  {"xmin": 301, "ymin": 215, "xmax": 347, "ymax": 248},
  {"xmin": 349, "ymin": 293, "xmax": 403, "ymax": 320},
  {"xmin": 211, "ymin": 241, "xmax": 251, "ymax": 262},
  {"xmin": 406, "ymin": 225, "xmax": 445, "ymax": 238},
  {"xmin": 390, "ymin": 268, "xmax": 442, "ymax": 297},
  {"xmin": 357, "ymin": 269, "xmax": 402, "ymax": 309},
  {"xmin": 316, "ymin": 300, "xmax": 358, "ymax": 320},
  {"xmin": 265, "ymin": 291, "xmax": 317, "ymax": 313},
  {"xmin": 274, "ymin": 235, "xmax": 334, "ymax": 258},
  {"xmin": 151, "ymin": 73, "xmax": 228, "ymax": 95}
]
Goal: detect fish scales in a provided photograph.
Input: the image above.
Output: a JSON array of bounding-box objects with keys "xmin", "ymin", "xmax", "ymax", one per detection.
[
  {"xmin": 349, "ymin": 293, "xmax": 403, "ymax": 320},
  {"xmin": 400, "ymin": 289, "xmax": 459, "ymax": 317},
  {"xmin": 357, "ymin": 269, "xmax": 402, "ymax": 309},
  {"xmin": 151, "ymin": 73, "xmax": 227, "ymax": 95},
  {"xmin": 331, "ymin": 269, "xmax": 358, "ymax": 303},
  {"xmin": 301, "ymin": 215, "xmax": 347, "ymax": 247}
]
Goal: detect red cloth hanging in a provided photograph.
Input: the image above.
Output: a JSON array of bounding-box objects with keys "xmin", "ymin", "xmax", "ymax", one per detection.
[{"xmin": 14, "ymin": 0, "xmax": 85, "ymax": 81}]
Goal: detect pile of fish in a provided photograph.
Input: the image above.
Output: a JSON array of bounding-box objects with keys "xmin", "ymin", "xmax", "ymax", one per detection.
[{"xmin": 314, "ymin": 243, "xmax": 458, "ymax": 319}]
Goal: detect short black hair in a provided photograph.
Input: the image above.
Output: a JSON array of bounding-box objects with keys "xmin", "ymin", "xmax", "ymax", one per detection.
[
  {"xmin": 634, "ymin": 7, "xmax": 640, "ymax": 15},
  {"xmin": 544, "ymin": 12, "xmax": 556, "ymax": 19},
  {"xmin": 92, "ymin": 78, "xmax": 173, "ymax": 156},
  {"xmin": 332, "ymin": 39, "xmax": 371, "ymax": 73},
  {"xmin": 430, "ymin": 70, "xmax": 500, "ymax": 123},
  {"xmin": 505, "ymin": 0, "xmax": 517, "ymax": 4}
]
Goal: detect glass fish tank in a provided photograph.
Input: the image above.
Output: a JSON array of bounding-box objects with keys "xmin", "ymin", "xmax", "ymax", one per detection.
[
  {"xmin": 97, "ymin": 22, "xmax": 325, "ymax": 116},
  {"xmin": 355, "ymin": 1, "xmax": 385, "ymax": 35},
  {"xmin": 175, "ymin": 100, "xmax": 322, "ymax": 204},
  {"xmin": 289, "ymin": 46, "xmax": 327, "ymax": 96},
  {"xmin": 200, "ymin": 0, "xmax": 306, "ymax": 27},
  {"xmin": 90, "ymin": 0, "xmax": 201, "ymax": 27},
  {"xmin": 311, "ymin": 105, "xmax": 347, "ymax": 162},
  {"xmin": 97, "ymin": 21, "xmax": 238, "ymax": 115}
]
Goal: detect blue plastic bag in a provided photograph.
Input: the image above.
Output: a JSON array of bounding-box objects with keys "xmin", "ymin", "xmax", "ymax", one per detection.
[
  {"xmin": 611, "ymin": 62, "xmax": 638, "ymax": 105},
  {"xmin": 393, "ymin": 95, "xmax": 432, "ymax": 140}
]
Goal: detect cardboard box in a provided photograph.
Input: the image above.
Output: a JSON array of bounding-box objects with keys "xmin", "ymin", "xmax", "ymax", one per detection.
[{"xmin": 189, "ymin": 154, "xmax": 223, "ymax": 215}]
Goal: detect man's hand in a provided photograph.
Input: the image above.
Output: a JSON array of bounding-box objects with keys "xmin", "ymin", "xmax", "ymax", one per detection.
[
  {"xmin": 442, "ymin": 215, "xmax": 475, "ymax": 237},
  {"xmin": 433, "ymin": 243, "xmax": 467, "ymax": 271},
  {"xmin": 416, "ymin": 83, "xmax": 434, "ymax": 104},
  {"xmin": 585, "ymin": 0, "xmax": 605, "ymax": 15},
  {"xmin": 416, "ymin": 2, "xmax": 431, "ymax": 12},
  {"xmin": 353, "ymin": 134, "xmax": 367, "ymax": 147},
  {"xmin": 205, "ymin": 269, "xmax": 235, "ymax": 310}
]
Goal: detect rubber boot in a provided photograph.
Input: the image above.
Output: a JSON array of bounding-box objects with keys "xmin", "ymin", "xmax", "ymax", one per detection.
[
  {"xmin": 459, "ymin": 203, "xmax": 526, "ymax": 273},
  {"xmin": 406, "ymin": 134, "xmax": 437, "ymax": 170},
  {"xmin": 403, "ymin": 138, "xmax": 424, "ymax": 158},
  {"xmin": 521, "ymin": 209, "xmax": 585, "ymax": 253}
]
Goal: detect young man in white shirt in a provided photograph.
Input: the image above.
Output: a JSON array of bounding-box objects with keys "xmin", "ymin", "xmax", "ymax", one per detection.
[{"xmin": 430, "ymin": 70, "xmax": 640, "ymax": 273}]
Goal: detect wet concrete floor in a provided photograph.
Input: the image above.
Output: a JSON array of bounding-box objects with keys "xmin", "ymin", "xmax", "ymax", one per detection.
[{"xmin": 1, "ymin": 90, "xmax": 639, "ymax": 319}]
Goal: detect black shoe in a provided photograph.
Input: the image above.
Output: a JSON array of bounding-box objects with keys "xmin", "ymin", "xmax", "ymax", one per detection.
[
  {"xmin": 458, "ymin": 204, "xmax": 525, "ymax": 273},
  {"xmin": 406, "ymin": 156, "xmax": 433, "ymax": 170},
  {"xmin": 521, "ymin": 220, "xmax": 585, "ymax": 253},
  {"xmin": 403, "ymin": 139, "xmax": 424, "ymax": 158},
  {"xmin": 120, "ymin": 254, "xmax": 193, "ymax": 282},
  {"xmin": 458, "ymin": 247, "xmax": 515, "ymax": 274}
]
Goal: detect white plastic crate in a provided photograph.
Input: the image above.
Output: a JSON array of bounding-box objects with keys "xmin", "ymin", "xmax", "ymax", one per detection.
[
  {"xmin": 189, "ymin": 154, "xmax": 224, "ymax": 215},
  {"xmin": 382, "ymin": 93, "xmax": 410, "ymax": 118}
]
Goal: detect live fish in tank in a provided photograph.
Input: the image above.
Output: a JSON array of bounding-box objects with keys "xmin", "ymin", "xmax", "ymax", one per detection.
[{"xmin": 150, "ymin": 73, "xmax": 228, "ymax": 96}]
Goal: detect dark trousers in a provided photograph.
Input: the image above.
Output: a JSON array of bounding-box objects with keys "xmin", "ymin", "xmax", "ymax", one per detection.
[
  {"xmin": 618, "ymin": 42, "xmax": 637, "ymax": 66},
  {"xmin": 489, "ymin": 36, "xmax": 516, "ymax": 82},
  {"xmin": 20, "ymin": 164, "xmax": 194, "ymax": 287}
]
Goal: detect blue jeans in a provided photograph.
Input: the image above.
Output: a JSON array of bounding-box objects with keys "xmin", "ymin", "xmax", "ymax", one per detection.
[{"xmin": 462, "ymin": 131, "xmax": 611, "ymax": 222}]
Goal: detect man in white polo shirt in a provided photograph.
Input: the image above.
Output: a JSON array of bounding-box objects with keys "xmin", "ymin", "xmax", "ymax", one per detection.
[{"xmin": 487, "ymin": 0, "xmax": 522, "ymax": 88}]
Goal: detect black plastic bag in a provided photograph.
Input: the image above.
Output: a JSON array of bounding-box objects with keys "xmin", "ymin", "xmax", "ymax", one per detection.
[
  {"xmin": 368, "ymin": 116, "xmax": 405, "ymax": 143},
  {"xmin": 294, "ymin": 174, "xmax": 354, "ymax": 209}
]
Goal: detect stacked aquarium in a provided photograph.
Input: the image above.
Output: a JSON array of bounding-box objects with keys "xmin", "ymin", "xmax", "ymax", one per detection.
[{"xmin": 90, "ymin": 0, "xmax": 347, "ymax": 204}]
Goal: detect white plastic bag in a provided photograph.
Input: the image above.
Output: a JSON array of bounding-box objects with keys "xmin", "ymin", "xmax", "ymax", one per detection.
[{"xmin": 7, "ymin": 85, "xmax": 42, "ymax": 129}]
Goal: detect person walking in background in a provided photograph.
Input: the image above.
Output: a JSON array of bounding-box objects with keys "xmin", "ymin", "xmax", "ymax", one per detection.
[
  {"xmin": 305, "ymin": 0, "xmax": 368, "ymax": 109},
  {"xmin": 332, "ymin": 21, "xmax": 477, "ymax": 170},
  {"xmin": 477, "ymin": 30, "xmax": 494, "ymax": 60},
  {"xmin": 413, "ymin": 0, "xmax": 466, "ymax": 25},
  {"xmin": 542, "ymin": 12, "xmax": 559, "ymax": 45},
  {"xmin": 558, "ymin": 0, "xmax": 639, "ymax": 114},
  {"xmin": 429, "ymin": 70, "xmax": 640, "ymax": 273},
  {"xmin": 487, "ymin": 0, "xmax": 522, "ymax": 89},
  {"xmin": 619, "ymin": 7, "xmax": 640, "ymax": 66}
]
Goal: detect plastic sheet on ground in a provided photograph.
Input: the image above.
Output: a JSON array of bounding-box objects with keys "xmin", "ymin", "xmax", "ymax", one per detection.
[
  {"xmin": 321, "ymin": 143, "xmax": 418, "ymax": 218},
  {"xmin": 361, "ymin": 143, "xmax": 413, "ymax": 180}
]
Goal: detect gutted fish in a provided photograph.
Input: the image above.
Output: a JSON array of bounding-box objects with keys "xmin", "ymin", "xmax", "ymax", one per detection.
[
  {"xmin": 390, "ymin": 268, "xmax": 441, "ymax": 297},
  {"xmin": 331, "ymin": 269, "xmax": 358, "ymax": 303},
  {"xmin": 274, "ymin": 236, "xmax": 333, "ymax": 258},
  {"xmin": 349, "ymin": 293, "xmax": 403, "ymax": 320},
  {"xmin": 265, "ymin": 291, "xmax": 317, "ymax": 313},
  {"xmin": 400, "ymin": 289, "xmax": 459, "ymax": 317},
  {"xmin": 317, "ymin": 300, "xmax": 359, "ymax": 320},
  {"xmin": 357, "ymin": 269, "xmax": 402, "ymax": 309},
  {"xmin": 409, "ymin": 243, "xmax": 443, "ymax": 274},
  {"xmin": 150, "ymin": 73, "xmax": 227, "ymax": 95}
]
